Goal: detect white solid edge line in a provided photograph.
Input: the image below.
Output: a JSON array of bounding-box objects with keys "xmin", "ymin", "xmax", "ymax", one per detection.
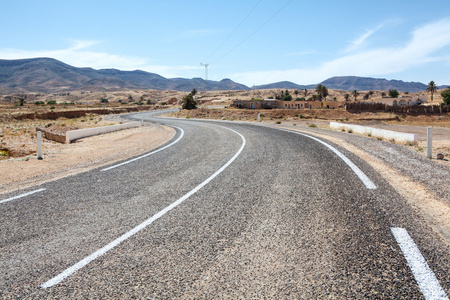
[
  {"xmin": 101, "ymin": 125, "xmax": 184, "ymax": 171},
  {"xmin": 0, "ymin": 188, "xmax": 46, "ymax": 205},
  {"xmin": 391, "ymin": 227, "xmax": 448, "ymax": 300},
  {"xmin": 276, "ymin": 128, "xmax": 377, "ymax": 189},
  {"xmin": 41, "ymin": 125, "xmax": 246, "ymax": 288}
]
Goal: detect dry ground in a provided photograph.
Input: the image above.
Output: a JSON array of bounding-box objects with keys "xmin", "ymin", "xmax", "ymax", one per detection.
[{"xmin": 0, "ymin": 124, "xmax": 175, "ymax": 194}]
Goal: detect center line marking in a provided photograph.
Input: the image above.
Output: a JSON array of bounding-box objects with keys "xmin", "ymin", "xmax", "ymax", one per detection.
[
  {"xmin": 41, "ymin": 125, "xmax": 246, "ymax": 288},
  {"xmin": 101, "ymin": 125, "xmax": 184, "ymax": 171},
  {"xmin": 391, "ymin": 227, "xmax": 448, "ymax": 300},
  {"xmin": 0, "ymin": 188, "xmax": 46, "ymax": 204}
]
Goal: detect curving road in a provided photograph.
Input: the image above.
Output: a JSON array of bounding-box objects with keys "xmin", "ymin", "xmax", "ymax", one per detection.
[{"xmin": 0, "ymin": 111, "xmax": 448, "ymax": 298}]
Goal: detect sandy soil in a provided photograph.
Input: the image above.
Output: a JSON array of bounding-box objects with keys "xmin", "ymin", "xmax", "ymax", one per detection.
[{"xmin": 0, "ymin": 124, "xmax": 175, "ymax": 194}]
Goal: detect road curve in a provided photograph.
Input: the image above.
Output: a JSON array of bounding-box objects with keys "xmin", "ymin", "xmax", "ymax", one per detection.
[{"xmin": 0, "ymin": 111, "xmax": 448, "ymax": 298}]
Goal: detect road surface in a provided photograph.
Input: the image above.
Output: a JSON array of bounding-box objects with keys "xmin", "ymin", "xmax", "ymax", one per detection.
[{"xmin": 0, "ymin": 111, "xmax": 448, "ymax": 298}]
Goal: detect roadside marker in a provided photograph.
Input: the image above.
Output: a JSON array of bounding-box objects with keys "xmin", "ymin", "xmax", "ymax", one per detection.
[{"xmin": 391, "ymin": 227, "xmax": 448, "ymax": 300}]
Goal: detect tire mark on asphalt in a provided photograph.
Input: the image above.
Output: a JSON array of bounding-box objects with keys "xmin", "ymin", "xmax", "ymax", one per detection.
[{"xmin": 41, "ymin": 124, "xmax": 246, "ymax": 288}]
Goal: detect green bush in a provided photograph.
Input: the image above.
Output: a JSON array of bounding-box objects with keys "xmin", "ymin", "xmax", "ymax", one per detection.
[
  {"xmin": 441, "ymin": 89, "xmax": 450, "ymax": 105},
  {"xmin": 47, "ymin": 100, "xmax": 56, "ymax": 105},
  {"xmin": 388, "ymin": 89, "xmax": 399, "ymax": 98}
]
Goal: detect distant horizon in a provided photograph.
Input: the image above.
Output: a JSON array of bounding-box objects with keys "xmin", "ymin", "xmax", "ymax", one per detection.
[
  {"xmin": 2, "ymin": 56, "xmax": 448, "ymax": 89},
  {"xmin": 1, "ymin": 1, "xmax": 449, "ymax": 87}
]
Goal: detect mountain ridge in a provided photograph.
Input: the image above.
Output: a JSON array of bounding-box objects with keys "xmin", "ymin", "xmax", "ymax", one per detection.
[{"xmin": 0, "ymin": 57, "xmax": 447, "ymax": 93}]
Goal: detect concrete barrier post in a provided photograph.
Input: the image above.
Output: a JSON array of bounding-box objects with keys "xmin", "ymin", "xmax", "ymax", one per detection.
[
  {"xmin": 37, "ymin": 131, "xmax": 43, "ymax": 160},
  {"xmin": 427, "ymin": 127, "xmax": 433, "ymax": 159},
  {"xmin": 258, "ymin": 113, "xmax": 260, "ymax": 122}
]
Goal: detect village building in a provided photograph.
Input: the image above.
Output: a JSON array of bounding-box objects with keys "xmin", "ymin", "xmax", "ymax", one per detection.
[
  {"xmin": 231, "ymin": 99, "xmax": 345, "ymax": 109},
  {"xmin": 371, "ymin": 95, "xmax": 428, "ymax": 106}
]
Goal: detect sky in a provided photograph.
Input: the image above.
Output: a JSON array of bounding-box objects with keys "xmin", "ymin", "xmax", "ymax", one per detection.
[{"xmin": 1, "ymin": 0, "xmax": 450, "ymax": 87}]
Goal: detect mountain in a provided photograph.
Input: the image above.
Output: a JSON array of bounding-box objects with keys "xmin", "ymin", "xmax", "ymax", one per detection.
[
  {"xmin": 0, "ymin": 58, "xmax": 249, "ymax": 92},
  {"xmin": 253, "ymin": 81, "xmax": 315, "ymax": 90},
  {"xmin": 0, "ymin": 58, "xmax": 446, "ymax": 93},
  {"xmin": 319, "ymin": 76, "xmax": 428, "ymax": 93}
]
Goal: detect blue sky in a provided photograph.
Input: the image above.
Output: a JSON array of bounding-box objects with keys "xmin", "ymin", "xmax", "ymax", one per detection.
[{"xmin": 1, "ymin": 0, "xmax": 450, "ymax": 87}]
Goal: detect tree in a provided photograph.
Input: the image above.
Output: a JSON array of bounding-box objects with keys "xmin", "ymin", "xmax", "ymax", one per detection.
[
  {"xmin": 352, "ymin": 90, "xmax": 359, "ymax": 101},
  {"xmin": 388, "ymin": 89, "xmax": 399, "ymax": 98},
  {"xmin": 181, "ymin": 93, "xmax": 197, "ymax": 109},
  {"xmin": 294, "ymin": 89, "xmax": 299, "ymax": 96},
  {"xmin": 19, "ymin": 98, "xmax": 25, "ymax": 106},
  {"xmin": 344, "ymin": 94, "xmax": 350, "ymax": 101},
  {"xmin": 363, "ymin": 93, "xmax": 370, "ymax": 100},
  {"xmin": 426, "ymin": 81, "xmax": 437, "ymax": 102},
  {"xmin": 315, "ymin": 84, "xmax": 328, "ymax": 101},
  {"xmin": 303, "ymin": 89, "xmax": 308, "ymax": 97},
  {"xmin": 191, "ymin": 88, "xmax": 197, "ymax": 96},
  {"xmin": 441, "ymin": 88, "xmax": 450, "ymax": 105}
]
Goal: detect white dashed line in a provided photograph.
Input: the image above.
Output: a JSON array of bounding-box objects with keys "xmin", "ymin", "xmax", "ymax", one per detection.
[
  {"xmin": 101, "ymin": 126, "xmax": 184, "ymax": 171},
  {"xmin": 391, "ymin": 227, "xmax": 448, "ymax": 300},
  {"xmin": 41, "ymin": 125, "xmax": 246, "ymax": 288},
  {"xmin": 0, "ymin": 188, "xmax": 46, "ymax": 205}
]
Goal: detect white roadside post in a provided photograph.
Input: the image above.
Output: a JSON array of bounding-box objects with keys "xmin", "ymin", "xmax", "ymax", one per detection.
[
  {"xmin": 258, "ymin": 113, "xmax": 260, "ymax": 122},
  {"xmin": 37, "ymin": 131, "xmax": 43, "ymax": 160},
  {"xmin": 427, "ymin": 127, "xmax": 432, "ymax": 159}
]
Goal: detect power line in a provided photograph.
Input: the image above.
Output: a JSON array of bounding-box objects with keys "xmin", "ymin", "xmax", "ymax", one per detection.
[
  {"xmin": 203, "ymin": 0, "xmax": 263, "ymax": 63},
  {"xmin": 210, "ymin": 0, "xmax": 293, "ymax": 64}
]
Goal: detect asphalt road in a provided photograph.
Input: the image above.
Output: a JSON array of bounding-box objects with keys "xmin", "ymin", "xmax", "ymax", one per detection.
[{"xmin": 0, "ymin": 111, "xmax": 449, "ymax": 298}]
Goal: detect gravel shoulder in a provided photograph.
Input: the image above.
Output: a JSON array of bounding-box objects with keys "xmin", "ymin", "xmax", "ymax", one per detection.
[{"xmin": 0, "ymin": 123, "xmax": 175, "ymax": 195}]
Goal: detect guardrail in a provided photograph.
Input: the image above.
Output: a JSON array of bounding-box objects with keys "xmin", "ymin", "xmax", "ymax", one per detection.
[
  {"xmin": 66, "ymin": 122, "xmax": 141, "ymax": 143},
  {"xmin": 330, "ymin": 122, "xmax": 416, "ymax": 143}
]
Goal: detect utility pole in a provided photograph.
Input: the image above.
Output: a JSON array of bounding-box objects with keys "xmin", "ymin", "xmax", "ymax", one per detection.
[{"xmin": 200, "ymin": 63, "xmax": 209, "ymax": 91}]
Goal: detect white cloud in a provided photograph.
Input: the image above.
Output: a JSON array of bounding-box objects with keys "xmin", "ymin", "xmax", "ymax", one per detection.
[
  {"xmin": 232, "ymin": 18, "xmax": 450, "ymax": 85},
  {"xmin": 0, "ymin": 40, "xmax": 147, "ymax": 70},
  {"xmin": 0, "ymin": 40, "xmax": 202, "ymax": 78}
]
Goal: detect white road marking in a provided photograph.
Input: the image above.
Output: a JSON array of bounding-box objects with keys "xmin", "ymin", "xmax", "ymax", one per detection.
[
  {"xmin": 101, "ymin": 125, "xmax": 185, "ymax": 172},
  {"xmin": 276, "ymin": 128, "xmax": 377, "ymax": 189},
  {"xmin": 0, "ymin": 188, "xmax": 46, "ymax": 205},
  {"xmin": 41, "ymin": 125, "xmax": 246, "ymax": 288},
  {"xmin": 391, "ymin": 227, "xmax": 448, "ymax": 300}
]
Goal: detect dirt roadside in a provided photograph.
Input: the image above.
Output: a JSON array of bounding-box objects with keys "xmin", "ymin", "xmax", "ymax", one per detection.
[{"xmin": 0, "ymin": 124, "xmax": 176, "ymax": 194}]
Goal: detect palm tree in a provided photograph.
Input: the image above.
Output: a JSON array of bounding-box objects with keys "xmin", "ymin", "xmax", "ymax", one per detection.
[
  {"xmin": 426, "ymin": 81, "xmax": 437, "ymax": 102},
  {"xmin": 316, "ymin": 84, "xmax": 329, "ymax": 101},
  {"xmin": 352, "ymin": 90, "xmax": 359, "ymax": 101}
]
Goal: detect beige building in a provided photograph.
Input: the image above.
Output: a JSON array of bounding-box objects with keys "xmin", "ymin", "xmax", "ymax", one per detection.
[
  {"xmin": 371, "ymin": 95, "xmax": 428, "ymax": 106},
  {"xmin": 231, "ymin": 99, "xmax": 345, "ymax": 109}
]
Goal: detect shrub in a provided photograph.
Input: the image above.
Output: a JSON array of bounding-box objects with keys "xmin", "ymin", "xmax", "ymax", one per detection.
[
  {"xmin": 181, "ymin": 93, "xmax": 197, "ymax": 110},
  {"xmin": 441, "ymin": 89, "xmax": 450, "ymax": 105},
  {"xmin": 47, "ymin": 100, "xmax": 56, "ymax": 105},
  {"xmin": 388, "ymin": 89, "xmax": 399, "ymax": 98},
  {"xmin": 275, "ymin": 121, "xmax": 281, "ymax": 124},
  {"xmin": 100, "ymin": 98, "xmax": 109, "ymax": 103},
  {"xmin": 309, "ymin": 124, "xmax": 317, "ymax": 128}
]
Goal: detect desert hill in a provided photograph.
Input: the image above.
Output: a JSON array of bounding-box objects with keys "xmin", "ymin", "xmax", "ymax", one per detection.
[
  {"xmin": 0, "ymin": 58, "xmax": 248, "ymax": 93},
  {"xmin": 0, "ymin": 58, "xmax": 447, "ymax": 93}
]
